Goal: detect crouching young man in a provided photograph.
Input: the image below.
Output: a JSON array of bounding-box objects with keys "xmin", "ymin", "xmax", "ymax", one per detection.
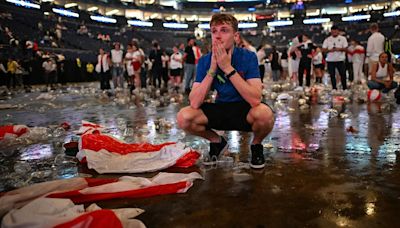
[{"xmin": 176, "ymin": 14, "xmax": 275, "ymax": 169}]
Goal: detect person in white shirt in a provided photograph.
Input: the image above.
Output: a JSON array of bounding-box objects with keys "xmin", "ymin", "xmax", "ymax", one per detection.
[
  {"xmin": 348, "ymin": 40, "xmax": 365, "ymax": 84},
  {"xmin": 42, "ymin": 58, "xmax": 57, "ymax": 89},
  {"xmin": 256, "ymin": 45, "xmax": 266, "ymax": 82},
  {"xmin": 322, "ymin": 25, "xmax": 348, "ymax": 90},
  {"xmin": 124, "ymin": 44, "xmax": 135, "ymax": 91},
  {"xmin": 367, "ymin": 23, "xmax": 385, "ymax": 74},
  {"xmin": 367, "ymin": 52, "xmax": 398, "ymax": 94},
  {"xmin": 312, "ymin": 47, "xmax": 324, "ymax": 83},
  {"xmin": 110, "ymin": 43, "xmax": 124, "ymax": 89},
  {"xmin": 169, "ymin": 46, "xmax": 183, "ymax": 91},
  {"xmin": 95, "ymin": 48, "xmax": 111, "ymax": 90},
  {"xmin": 124, "ymin": 44, "xmax": 135, "ymax": 78},
  {"xmin": 289, "ymin": 35, "xmax": 302, "ymax": 82},
  {"xmin": 125, "ymin": 43, "xmax": 142, "ymax": 91}
]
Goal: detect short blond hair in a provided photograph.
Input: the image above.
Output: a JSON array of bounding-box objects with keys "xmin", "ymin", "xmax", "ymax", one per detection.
[{"xmin": 210, "ymin": 14, "xmax": 238, "ymax": 32}]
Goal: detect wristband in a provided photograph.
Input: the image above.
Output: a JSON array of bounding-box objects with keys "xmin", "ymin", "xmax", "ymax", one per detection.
[
  {"xmin": 207, "ymin": 69, "xmax": 216, "ymax": 77},
  {"xmin": 225, "ymin": 69, "xmax": 237, "ymax": 79}
]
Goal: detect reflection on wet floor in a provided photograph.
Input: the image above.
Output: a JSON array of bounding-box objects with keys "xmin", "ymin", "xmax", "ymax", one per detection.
[{"xmin": 1, "ymin": 82, "xmax": 400, "ymax": 227}]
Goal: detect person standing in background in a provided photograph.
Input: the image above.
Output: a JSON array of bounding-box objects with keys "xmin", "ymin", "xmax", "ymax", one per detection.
[
  {"xmin": 124, "ymin": 44, "xmax": 135, "ymax": 91},
  {"xmin": 280, "ymin": 49, "xmax": 289, "ymax": 81},
  {"xmin": 7, "ymin": 58, "xmax": 18, "ymax": 90},
  {"xmin": 297, "ymin": 34, "xmax": 315, "ymax": 88},
  {"xmin": 322, "ymin": 25, "xmax": 348, "ymax": 90},
  {"xmin": 183, "ymin": 37, "xmax": 196, "ymax": 94},
  {"xmin": 95, "ymin": 48, "xmax": 111, "ymax": 90},
  {"xmin": 349, "ymin": 40, "xmax": 365, "ymax": 84},
  {"xmin": 161, "ymin": 49, "xmax": 170, "ymax": 89},
  {"xmin": 149, "ymin": 41, "xmax": 163, "ymax": 88},
  {"xmin": 0, "ymin": 60, "xmax": 7, "ymax": 87},
  {"xmin": 269, "ymin": 46, "xmax": 281, "ymax": 82},
  {"xmin": 367, "ymin": 23, "xmax": 385, "ymax": 75},
  {"xmin": 169, "ymin": 46, "xmax": 183, "ymax": 92},
  {"xmin": 110, "ymin": 43, "xmax": 124, "ymax": 89},
  {"xmin": 42, "ymin": 58, "xmax": 57, "ymax": 90},
  {"xmin": 256, "ymin": 45, "xmax": 266, "ymax": 82},
  {"xmin": 312, "ymin": 47, "xmax": 324, "ymax": 84}
]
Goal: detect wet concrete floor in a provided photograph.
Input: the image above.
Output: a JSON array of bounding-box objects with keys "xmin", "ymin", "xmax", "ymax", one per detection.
[{"xmin": 1, "ymin": 83, "xmax": 400, "ymax": 227}]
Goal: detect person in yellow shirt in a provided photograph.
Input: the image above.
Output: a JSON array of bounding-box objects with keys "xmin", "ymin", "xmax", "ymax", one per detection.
[
  {"xmin": 7, "ymin": 58, "xmax": 18, "ymax": 89},
  {"xmin": 86, "ymin": 62, "xmax": 95, "ymax": 81}
]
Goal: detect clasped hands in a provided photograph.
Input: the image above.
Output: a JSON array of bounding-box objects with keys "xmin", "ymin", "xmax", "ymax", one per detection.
[{"xmin": 209, "ymin": 40, "xmax": 234, "ymax": 75}]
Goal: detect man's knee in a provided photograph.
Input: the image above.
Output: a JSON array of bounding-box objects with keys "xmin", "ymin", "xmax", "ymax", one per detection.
[
  {"xmin": 177, "ymin": 106, "xmax": 198, "ymax": 130},
  {"xmin": 247, "ymin": 104, "xmax": 275, "ymax": 127}
]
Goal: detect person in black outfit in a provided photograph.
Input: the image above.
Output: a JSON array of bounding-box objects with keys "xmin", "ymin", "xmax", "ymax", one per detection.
[
  {"xmin": 183, "ymin": 38, "xmax": 196, "ymax": 93},
  {"xmin": 269, "ymin": 46, "xmax": 281, "ymax": 82},
  {"xmin": 149, "ymin": 41, "xmax": 163, "ymax": 88},
  {"xmin": 297, "ymin": 34, "xmax": 315, "ymax": 87}
]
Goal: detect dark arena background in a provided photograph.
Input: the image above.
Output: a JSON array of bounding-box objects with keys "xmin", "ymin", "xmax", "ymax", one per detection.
[{"xmin": 1, "ymin": 0, "xmax": 400, "ymax": 227}]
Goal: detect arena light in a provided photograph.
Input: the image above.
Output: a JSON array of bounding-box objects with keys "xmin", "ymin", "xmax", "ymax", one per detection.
[
  {"xmin": 127, "ymin": 20, "xmax": 153, "ymax": 27},
  {"xmin": 64, "ymin": 3, "xmax": 78, "ymax": 8},
  {"xmin": 199, "ymin": 17, "xmax": 211, "ymax": 22},
  {"xmin": 238, "ymin": 22, "xmax": 258, "ymax": 29},
  {"xmin": 383, "ymin": 11, "xmax": 400, "ymax": 17},
  {"xmin": 198, "ymin": 23, "xmax": 210, "ymax": 29},
  {"xmin": 267, "ymin": 20, "xmax": 293, "ymax": 27},
  {"xmin": 6, "ymin": 0, "xmax": 40, "ymax": 9},
  {"xmin": 52, "ymin": 8, "xmax": 79, "ymax": 18},
  {"xmin": 163, "ymin": 22, "xmax": 188, "ymax": 29},
  {"xmin": 342, "ymin": 14, "xmax": 370, "ymax": 21},
  {"xmin": 106, "ymin": 9, "xmax": 119, "ymax": 16},
  {"xmin": 303, "ymin": 18, "xmax": 331, "ymax": 24},
  {"xmin": 87, "ymin": 6, "xmax": 98, "ymax": 12},
  {"xmin": 41, "ymin": 0, "xmax": 54, "ymax": 2},
  {"xmin": 323, "ymin": 7, "xmax": 347, "ymax": 15},
  {"xmin": 90, "ymin": 15, "xmax": 117, "ymax": 23}
]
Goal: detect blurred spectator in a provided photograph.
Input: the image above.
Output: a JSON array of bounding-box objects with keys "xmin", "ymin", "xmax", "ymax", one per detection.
[
  {"xmin": 161, "ymin": 49, "xmax": 169, "ymax": 88},
  {"xmin": 95, "ymin": 48, "xmax": 111, "ymax": 90},
  {"xmin": 149, "ymin": 41, "xmax": 162, "ymax": 88},
  {"xmin": 7, "ymin": 58, "xmax": 18, "ymax": 89},
  {"xmin": 42, "ymin": 58, "xmax": 57, "ymax": 90},
  {"xmin": 110, "ymin": 43, "xmax": 124, "ymax": 88},
  {"xmin": 367, "ymin": 23, "xmax": 385, "ymax": 75}
]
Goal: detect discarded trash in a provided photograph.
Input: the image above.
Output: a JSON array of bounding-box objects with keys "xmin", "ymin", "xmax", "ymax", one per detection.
[
  {"xmin": 346, "ymin": 126, "xmax": 358, "ymax": 133},
  {"xmin": 63, "ymin": 141, "xmax": 79, "ymax": 156}
]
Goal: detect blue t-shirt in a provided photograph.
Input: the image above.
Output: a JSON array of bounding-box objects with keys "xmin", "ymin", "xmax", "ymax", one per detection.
[{"xmin": 195, "ymin": 47, "xmax": 260, "ymax": 103}]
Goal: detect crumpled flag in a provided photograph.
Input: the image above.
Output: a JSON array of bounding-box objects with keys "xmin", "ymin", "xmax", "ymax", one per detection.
[
  {"xmin": 77, "ymin": 133, "xmax": 200, "ymax": 173},
  {"xmin": 2, "ymin": 198, "xmax": 145, "ymax": 228},
  {"xmin": 74, "ymin": 120, "xmax": 104, "ymax": 135},
  {"xmin": 0, "ymin": 172, "xmax": 203, "ymax": 216},
  {"xmin": 0, "ymin": 125, "xmax": 29, "ymax": 140}
]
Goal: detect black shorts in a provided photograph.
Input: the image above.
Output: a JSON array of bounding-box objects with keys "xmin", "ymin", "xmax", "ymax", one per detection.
[
  {"xmin": 200, "ymin": 101, "xmax": 273, "ymax": 132},
  {"xmin": 313, "ymin": 64, "xmax": 324, "ymax": 69},
  {"xmin": 170, "ymin": 68, "xmax": 181, "ymax": 77}
]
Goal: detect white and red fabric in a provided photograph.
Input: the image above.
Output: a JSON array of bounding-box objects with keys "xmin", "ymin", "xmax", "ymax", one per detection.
[
  {"xmin": 368, "ymin": 89, "xmax": 381, "ymax": 102},
  {"xmin": 77, "ymin": 134, "xmax": 200, "ymax": 173},
  {"xmin": 2, "ymin": 198, "xmax": 145, "ymax": 228},
  {"xmin": 0, "ymin": 125, "xmax": 29, "ymax": 140},
  {"xmin": 75, "ymin": 121, "xmax": 105, "ymax": 135},
  {"xmin": 0, "ymin": 172, "xmax": 202, "ymax": 216}
]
